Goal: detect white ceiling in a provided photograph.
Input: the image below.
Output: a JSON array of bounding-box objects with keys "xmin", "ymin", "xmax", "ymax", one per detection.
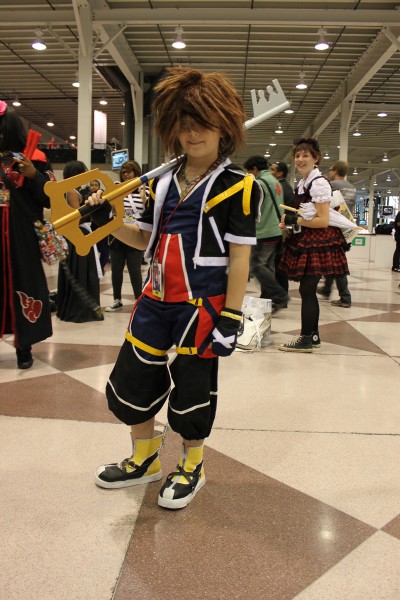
[{"xmin": 2, "ymin": 0, "xmax": 400, "ymax": 194}]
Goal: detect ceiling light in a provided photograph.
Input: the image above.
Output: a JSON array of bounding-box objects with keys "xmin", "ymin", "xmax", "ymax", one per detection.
[
  {"xmin": 72, "ymin": 71, "xmax": 80, "ymax": 88},
  {"xmin": 121, "ymin": 121, "xmax": 125, "ymax": 126},
  {"xmin": 352, "ymin": 129, "xmax": 361, "ymax": 136},
  {"xmin": 383, "ymin": 153, "xmax": 389, "ymax": 162},
  {"xmin": 12, "ymin": 96, "xmax": 21, "ymax": 107},
  {"xmin": 284, "ymin": 107, "xmax": 294, "ymax": 114},
  {"xmin": 32, "ymin": 29, "xmax": 46, "ymax": 51},
  {"xmin": 275, "ymin": 123, "xmax": 284, "ymax": 134},
  {"xmin": 172, "ymin": 26, "xmax": 186, "ymax": 49},
  {"xmin": 47, "ymin": 118, "xmax": 54, "ymax": 127},
  {"xmin": 323, "ymin": 151, "xmax": 330, "ymax": 159},
  {"xmin": 374, "ymin": 181, "xmax": 378, "ymax": 186},
  {"xmin": 69, "ymin": 135, "xmax": 76, "ymax": 140},
  {"xmin": 314, "ymin": 28, "xmax": 329, "ymax": 51},
  {"xmin": 296, "ymin": 71, "xmax": 308, "ymax": 90},
  {"xmin": 386, "ymin": 175, "xmax": 391, "ymax": 181},
  {"xmin": 352, "ymin": 167, "xmax": 358, "ymax": 175},
  {"xmin": 377, "ymin": 111, "xmax": 387, "ymax": 117},
  {"xmin": 99, "ymin": 97, "xmax": 108, "ymax": 106}
]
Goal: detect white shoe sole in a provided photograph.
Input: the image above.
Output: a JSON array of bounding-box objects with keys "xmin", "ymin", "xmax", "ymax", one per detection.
[
  {"xmin": 158, "ymin": 476, "xmax": 206, "ymax": 510},
  {"xmin": 94, "ymin": 468, "xmax": 162, "ymax": 489},
  {"xmin": 278, "ymin": 345, "xmax": 313, "ymax": 353}
]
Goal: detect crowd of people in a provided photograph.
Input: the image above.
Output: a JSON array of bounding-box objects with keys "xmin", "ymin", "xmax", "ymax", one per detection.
[{"xmin": 1, "ymin": 66, "xmax": 398, "ymax": 512}]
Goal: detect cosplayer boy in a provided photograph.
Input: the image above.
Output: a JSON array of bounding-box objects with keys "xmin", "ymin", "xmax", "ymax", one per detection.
[{"xmin": 87, "ymin": 67, "xmax": 260, "ymax": 509}]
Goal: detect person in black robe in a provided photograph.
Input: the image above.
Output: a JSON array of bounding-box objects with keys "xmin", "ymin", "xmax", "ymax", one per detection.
[
  {"xmin": 0, "ymin": 101, "xmax": 54, "ymax": 368},
  {"xmin": 56, "ymin": 160, "xmax": 102, "ymax": 323}
]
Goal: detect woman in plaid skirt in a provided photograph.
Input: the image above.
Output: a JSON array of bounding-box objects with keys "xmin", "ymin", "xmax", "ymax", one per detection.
[{"xmin": 278, "ymin": 138, "xmax": 349, "ymax": 352}]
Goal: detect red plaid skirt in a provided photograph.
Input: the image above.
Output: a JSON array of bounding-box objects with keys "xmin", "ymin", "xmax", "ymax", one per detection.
[{"xmin": 279, "ymin": 226, "xmax": 349, "ymax": 281}]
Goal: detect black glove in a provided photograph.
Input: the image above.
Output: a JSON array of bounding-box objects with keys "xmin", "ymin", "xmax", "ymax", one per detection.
[
  {"xmin": 211, "ymin": 308, "xmax": 242, "ymax": 357},
  {"xmin": 284, "ymin": 212, "xmax": 299, "ymax": 226},
  {"xmin": 84, "ymin": 200, "xmax": 114, "ymax": 227}
]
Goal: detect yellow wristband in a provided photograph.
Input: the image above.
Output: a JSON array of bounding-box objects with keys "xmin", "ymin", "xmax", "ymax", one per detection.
[{"xmin": 220, "ymin": 310, "xmax": 242, "ymax": 321}]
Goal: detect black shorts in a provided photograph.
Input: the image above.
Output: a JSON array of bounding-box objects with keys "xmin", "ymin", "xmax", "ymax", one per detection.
[{"xmin": 106, "ymin": 294, "xmax": 224, "ymax": 439}]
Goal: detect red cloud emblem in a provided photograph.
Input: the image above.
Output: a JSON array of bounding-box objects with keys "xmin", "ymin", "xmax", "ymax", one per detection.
[{"xmin": 16, "ymin": 291, "xmax": 43, "ymax": 323}]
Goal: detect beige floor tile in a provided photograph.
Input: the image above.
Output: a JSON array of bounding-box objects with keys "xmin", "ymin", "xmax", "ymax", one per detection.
[
  {"xmin": 216, "ymin": 353, "xmax": 400, "ymax": 434},
  {"xmin": 46, "ymin": 314, "xmax": 127, "ymax": 346},
  {"xmin": 349, "ymin": 321, "xmax": 400, "ymax": 355},
  {"xmin": 0, "ymin": 417, "xmax": 144, "ymax": 600},
  {"xmin": 67, "ymin": 363, "xmax": 115, "ymax": 393},
  {"xmin": 293, "ymin": 531, "xmax": 400, "ymax": 600},
  {"xmin": 208, "ymin": 429, "xmax": 400, "ymax": 528}
]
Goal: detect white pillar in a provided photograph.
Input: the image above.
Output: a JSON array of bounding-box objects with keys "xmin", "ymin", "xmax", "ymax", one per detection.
[
  {"xmin": 368, "ymin": 176, "xmax": 375, "ymax": 233},
  {"xmin": 76, "ymin": 6, "xmax": 93, "ymax": 168},
  {"xmin": 338, "ymin": 100, "xmax": 350, "ymax": 163}
]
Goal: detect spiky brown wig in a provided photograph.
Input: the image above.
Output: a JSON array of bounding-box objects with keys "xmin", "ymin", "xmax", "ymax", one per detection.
[{"xmin": 152, "ymin": 67, "xmax": 246, "ymax": 158}]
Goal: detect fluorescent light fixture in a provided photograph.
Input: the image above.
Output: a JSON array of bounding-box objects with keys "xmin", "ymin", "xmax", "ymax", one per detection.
[
  {"xmin": 32, "ymin": 29, "xmax": 46, "ymax": 51},
  {"xmin": 315, "ymin": 28, "xmax": 329, "ymax": 51},
  {"xmin": 172, "ymin": 26, "xmax": 186, "ymax": 49},
  {"xmin": 296, "ymin": 71, "xmax": 308, "ymax": 90}
]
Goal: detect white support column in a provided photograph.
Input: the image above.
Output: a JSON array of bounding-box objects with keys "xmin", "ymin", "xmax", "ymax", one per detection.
[
  {"xmin": 77, "ymin": 55, "xmax": 93, "ymax": 167},
  {"xmin": 75, "ymin": 4, "xmax": 93, "ymax": 167},
  {"xmin": 338, "ymin": 99, "xmax": 350, "ymax": 163},
  {"xmin": 131, "ymin": 81, "xmax": 144, "ymax": 165},
  {"xmin": 368, "ymin": 176, "xmax": 375, "ymax": 233}
]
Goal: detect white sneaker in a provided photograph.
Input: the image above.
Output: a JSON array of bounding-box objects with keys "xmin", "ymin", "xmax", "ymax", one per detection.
[{"xmin": 105, "ymin": 299, "xmax": 123, "ymax": 312}]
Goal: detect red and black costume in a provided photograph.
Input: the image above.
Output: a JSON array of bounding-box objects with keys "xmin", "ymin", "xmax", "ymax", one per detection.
[{"xmin": 0, "ymin": 150, "xmax": 55, "ymax": 348}]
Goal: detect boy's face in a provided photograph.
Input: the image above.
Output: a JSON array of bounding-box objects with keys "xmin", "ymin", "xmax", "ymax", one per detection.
[{"xmin": 178, "ymin": 117, "xmax": 221, "ymax": 164}]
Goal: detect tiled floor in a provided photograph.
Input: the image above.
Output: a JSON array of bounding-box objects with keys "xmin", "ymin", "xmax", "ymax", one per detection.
[{"xmin": 1, "ymin": 257, "xmax": 400, "ymax": 600}]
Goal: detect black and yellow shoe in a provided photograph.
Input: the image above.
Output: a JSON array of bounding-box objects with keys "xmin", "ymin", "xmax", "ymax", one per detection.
[
  {"xmin": 95, "ymin": 433, "xmax": 163, "ymax": 489},
  {"xmin": 158, "ymin": 445, "xmax": 205, "ymax": 510}
]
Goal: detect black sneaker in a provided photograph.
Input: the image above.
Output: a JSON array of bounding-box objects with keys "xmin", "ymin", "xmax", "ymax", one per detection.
[
  {"xmin": 312, "ymin": 332, "xmax": 321, "ymax": 348},
  {"xmin": 16, "ymin": 346, "xmax": 33, "ymax": 369},
  {"xmin": 331, "ymin": 299, "xmax": 351, "ymax": 308},
  {"xmin": 272, "ymin": 301, "xmax": 288, "ymax": 314},
  {"xmin": 105, "ymin": 299, "xmax": 123, "ymax": 312},
  {"xmin": 317, "ymin": 287, "xmax": 330, "ymax": 299},
  {"xmin": 278, "ymin": 335, "xmax": 313, "ymax": 353}
]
